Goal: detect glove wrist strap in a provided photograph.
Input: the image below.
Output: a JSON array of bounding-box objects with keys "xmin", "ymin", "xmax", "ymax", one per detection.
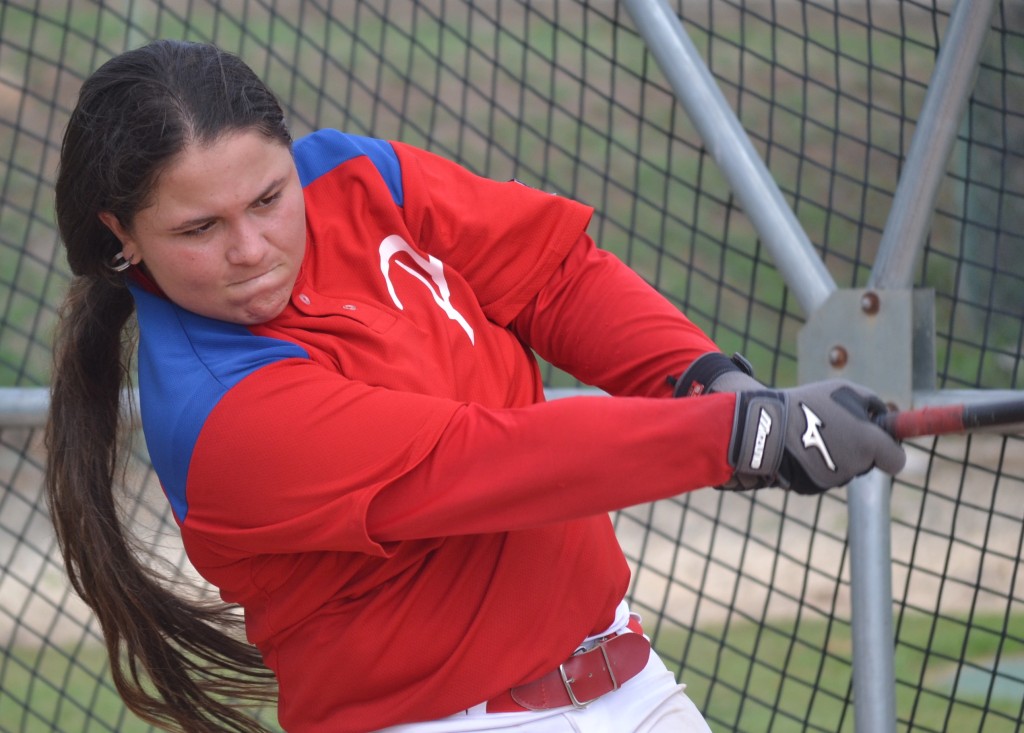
[
  {"xmin": 672, "ymin": 352, "xmax": 754, "ymax": 398},
  {"xmin": 726, "ymin": 391, "xmax": 788, "ymax": 488}
]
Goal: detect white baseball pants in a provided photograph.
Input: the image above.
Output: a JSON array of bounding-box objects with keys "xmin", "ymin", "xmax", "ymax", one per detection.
[{"xmin": 376, "ymin": 651, "xmax": 713, "ymax": 733}]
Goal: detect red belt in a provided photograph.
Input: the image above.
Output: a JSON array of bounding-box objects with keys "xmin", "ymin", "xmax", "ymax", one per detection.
[{"xmin": 485, "ymin": 628, "xmax": 652, "ymax": 713}]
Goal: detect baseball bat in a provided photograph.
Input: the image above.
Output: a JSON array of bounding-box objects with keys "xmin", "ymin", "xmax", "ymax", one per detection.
[{"xmin": 874, "ymin": 397, "xmax": 1024, "ymax": 440}]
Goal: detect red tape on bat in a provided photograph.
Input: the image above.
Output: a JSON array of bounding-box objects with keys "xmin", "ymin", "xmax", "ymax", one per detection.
[{"xmin": 875, "ymin": 404, "xmax": 965, "ymax": 440}]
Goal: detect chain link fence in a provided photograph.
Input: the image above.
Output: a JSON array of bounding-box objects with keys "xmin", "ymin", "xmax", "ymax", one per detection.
[{"xmin": 1, "ymin": 2, "xmax": 1022, "ymax": 731}]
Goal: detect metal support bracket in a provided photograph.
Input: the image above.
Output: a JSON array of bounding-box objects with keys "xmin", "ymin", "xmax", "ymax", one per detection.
[{"xmin": 797, "ymin": 288, "xmax": 936, "ymax": 412}]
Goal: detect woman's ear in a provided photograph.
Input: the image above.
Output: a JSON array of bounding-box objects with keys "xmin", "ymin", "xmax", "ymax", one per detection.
[{"xmin": 98, "ymin": 212, "xmax": 139, "ymax": 262}]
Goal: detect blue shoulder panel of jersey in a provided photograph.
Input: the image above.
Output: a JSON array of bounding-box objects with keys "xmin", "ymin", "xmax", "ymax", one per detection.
[
  {"xmin": 129, "ymin": 283, "xmax": 308, "ymax": 523},
  {"xmin": 293, "ymin": 129, "xmax": 404, "ymax": 206}
]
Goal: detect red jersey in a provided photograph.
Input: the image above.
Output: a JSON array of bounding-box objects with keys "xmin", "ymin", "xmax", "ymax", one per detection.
[{"xmin": 128, "ymin": 131, "xmax": 735, "ymax": 731}]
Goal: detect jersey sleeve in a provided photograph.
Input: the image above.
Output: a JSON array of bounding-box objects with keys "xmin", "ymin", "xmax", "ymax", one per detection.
[
  {"xmin": 391, "ymin": 141, "xmax": 594, "ymax": 326},
  {"xmin": 183, "ymin": 358, "xmax": 736, "ymax": 556},
  {"xmin": 365, "ymin": 391, "xmax": 737, "ymax": 543},
  {"xmin": 512, "ymin": 232, "xmax": 722, "ymax": 397}
]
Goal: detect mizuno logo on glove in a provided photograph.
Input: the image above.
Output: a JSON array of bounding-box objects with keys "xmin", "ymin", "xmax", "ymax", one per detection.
[
  {"xmin": 751, "ymin": 408, "xmax": 772, "ymax": 469},
  {"xmin": 799, "ymin": 402, "xmax": 837, "ymax": 471}
]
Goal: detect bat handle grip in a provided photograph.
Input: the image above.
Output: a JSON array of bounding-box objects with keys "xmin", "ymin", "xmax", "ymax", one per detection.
[{"xmin": 874, "ymin": 404, "xmax": 966, "ymax": 440}]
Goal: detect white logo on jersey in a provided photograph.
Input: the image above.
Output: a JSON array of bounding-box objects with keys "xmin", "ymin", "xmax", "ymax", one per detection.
[
  {"xmin": 379, "ymin": 235, "xmax": 475, "ymax": 344},
  {"xmin": 800, "ymin": 403, "xmax": 837, "ymax": 471},
  {"xmin": 751, "ymin": 408, "xmax": 772, "ymax": 469}
]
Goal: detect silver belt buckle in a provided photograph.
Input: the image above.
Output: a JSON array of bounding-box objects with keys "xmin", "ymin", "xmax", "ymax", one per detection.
[{"xmin": 558, "ymin": 641, "xmax": 619, "ymax": 709}]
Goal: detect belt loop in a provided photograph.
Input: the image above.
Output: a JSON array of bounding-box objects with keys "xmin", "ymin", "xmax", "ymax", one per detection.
[{"xmin": 599, "ymin": 642, "xmax": 620, "ymax": 691}]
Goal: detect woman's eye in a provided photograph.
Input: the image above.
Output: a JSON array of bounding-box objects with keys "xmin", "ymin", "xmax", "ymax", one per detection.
[
  {"xmin": 182, "ymin": 222, "xmax": 214, "ymax": 237},
  {"xmin": 256, "ymin": 192, "xmax": 281, "ymax": 208}
]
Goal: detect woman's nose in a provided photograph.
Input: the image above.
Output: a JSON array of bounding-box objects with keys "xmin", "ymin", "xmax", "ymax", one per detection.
[{"xmin": 226, "ymin": 222, "xmax": 267, "ymax": 265}]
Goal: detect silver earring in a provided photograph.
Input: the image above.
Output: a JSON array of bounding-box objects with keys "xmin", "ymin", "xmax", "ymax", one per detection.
[{"xmin": 109, "ymin": 252, "xmax": 132, "ymax": 272}]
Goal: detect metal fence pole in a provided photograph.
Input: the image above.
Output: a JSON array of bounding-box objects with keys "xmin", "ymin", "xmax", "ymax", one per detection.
[
  {"xmin": 869, "ymin": 0, "xmax": 999, "ymax": 290},
  {"xmin": 0, "ymin": 387, "xmax": 140, "ymax": 429},
  {"xmin": 847, "ymin": 469, "xmax": 898, "ymax": 733},
  {"xmin": 0, "ymin": 387, "xmax": 50, "ymax": 428}
]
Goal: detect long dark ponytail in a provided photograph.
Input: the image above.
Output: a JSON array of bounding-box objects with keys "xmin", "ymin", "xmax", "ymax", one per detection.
[{"xmin": 46, "ymin": 40, "xmax": 290, "ymax": 733}]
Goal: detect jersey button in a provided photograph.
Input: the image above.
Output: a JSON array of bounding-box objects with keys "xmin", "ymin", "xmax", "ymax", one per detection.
[
  {"xmin": 298, "ymin": 293, "xmax": 311, "ymax": 305},
  {"xmin": 342, "ymin": 304, "xmax": 357, "ymax": 311}
]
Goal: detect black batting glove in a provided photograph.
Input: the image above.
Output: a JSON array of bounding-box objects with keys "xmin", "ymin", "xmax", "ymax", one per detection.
[
  {"xmin": 723, "ymin": 379, "xmax": 907, "ymax": 494},
  {"xmin": 671, "ymin": 352, "xmax": 763, "ymax": 396}
]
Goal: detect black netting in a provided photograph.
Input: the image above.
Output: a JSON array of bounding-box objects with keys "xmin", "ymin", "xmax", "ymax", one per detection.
[{"xmin": 1, "ymin": 2, "xmax": 1021, "ymax": 731}]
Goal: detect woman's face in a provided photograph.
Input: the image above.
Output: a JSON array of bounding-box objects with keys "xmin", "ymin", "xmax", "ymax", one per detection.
[{"xmin": 101, "ymin": 130, "xmax": 307, "ymax": 325}]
